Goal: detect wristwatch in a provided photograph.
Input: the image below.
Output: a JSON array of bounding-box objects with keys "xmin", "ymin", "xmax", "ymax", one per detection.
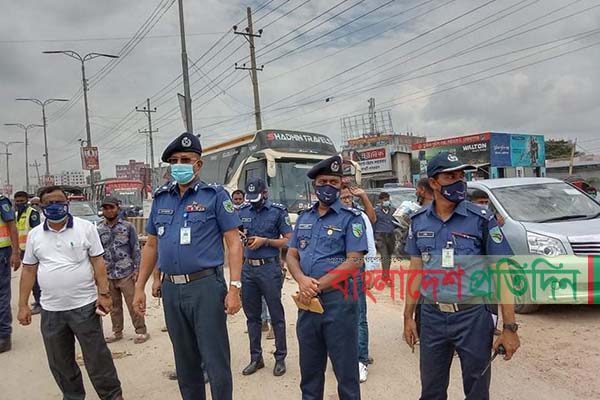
[
  {"xmin": 230, "ymin": 280, "xmax": 242, "ymax": 289},
  {"xmin": 503, "ymin": 323, "xmax": 519, "ymax": 332}
]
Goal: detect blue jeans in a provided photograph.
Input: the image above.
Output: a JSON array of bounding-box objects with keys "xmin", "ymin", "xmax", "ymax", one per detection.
[
  {"xmin": 419, "ymin": 304, "xmax": 495, "ymax": 400},
  {"xmin": 162, "ymin": 271, "xmax": 232, "ymax": 400},
  {"xmin": 0, "ymin": 247, "xmax": 13, "ymax": 339},
  {"xmin": 356, "ymin": 273, "xmax": 369, "ymax": 364}
]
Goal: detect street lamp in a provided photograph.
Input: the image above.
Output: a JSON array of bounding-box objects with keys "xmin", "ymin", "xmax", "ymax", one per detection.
[
  {"xmin": 15, "ymin": 97, "xmax": 68, "ymax": 177},
  {"xmin": 0, "ymin": 141, "xmax": 23, "ymax": 186},
  {"xmin": 43, "ymin": 50, "xmax": 119, "ymax": 185},
  {"xmin": 4, "ymin": 123, "xmax": 43, "ymax": 193}
]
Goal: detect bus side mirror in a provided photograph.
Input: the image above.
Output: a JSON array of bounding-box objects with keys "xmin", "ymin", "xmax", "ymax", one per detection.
[{"xmin": 267, "ymin": 158, "xmax": 276, "ymax": 178}]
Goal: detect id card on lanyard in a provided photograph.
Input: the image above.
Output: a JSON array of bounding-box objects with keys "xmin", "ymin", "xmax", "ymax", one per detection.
[
  {"xmin": 441, "ymin": 240, "xmax": 454, "ymax": 269},
  {"xmin": 180, "ymin": 213, "xmax": 191, "ymax": 245}
]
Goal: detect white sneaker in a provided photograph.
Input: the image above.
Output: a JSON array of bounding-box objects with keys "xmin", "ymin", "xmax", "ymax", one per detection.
[{"xmin": 359, "ymin": 362, "xmax": 368, "ymax": 383}]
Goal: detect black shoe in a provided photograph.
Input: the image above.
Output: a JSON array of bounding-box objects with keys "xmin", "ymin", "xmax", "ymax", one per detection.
[
  {"xmin": 242, "ymin": 358, "xmax": 264, "ymax": 375},
  {"xmin": 273, "ymin": 360, "xmax": 286, "ymax": 376},
  {"xmin": 0, "ymin": 338, "xmax": 12, "ymax": 353},
  {"xmin": 167, "ymin": 370, "xmax": 177, "ymax": 380}
]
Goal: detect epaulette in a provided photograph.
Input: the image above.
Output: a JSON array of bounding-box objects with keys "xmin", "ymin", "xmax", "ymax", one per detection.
[
  {"xmin": 271, "ymin": 202, "xmax": 287, "ymax": 211},
  {"xmin": 341, "ymin": 207, "xmax": 362, "ymax": 217},
  {"xmin": 154, "ymin": 182, "xmax": 175, "ymax": 197},
  {"xmin": 204, "ymin": 182, "xmax": 224, "ymax": 192},
  {"xmin": 410, "ymin": 206, "xmax": 428, "ymax": 219},
  {"xmin": 465, "ymin": 201, "xmax": 493, "ymax": 220},
  {"xmin": 240, "ymin": 203, "xmax": 252, "ymax": 209}
]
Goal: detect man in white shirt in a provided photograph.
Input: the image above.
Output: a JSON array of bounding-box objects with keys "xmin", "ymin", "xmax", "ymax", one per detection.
[
  {"xmin": 17, "ymin": 186, "xmax": 124, "ymax": 400},
  {"xmin": 340, "ymin": 185, "xmax": 377, "ymax": 384}
]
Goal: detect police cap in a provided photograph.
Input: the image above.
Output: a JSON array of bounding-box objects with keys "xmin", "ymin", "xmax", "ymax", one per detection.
[
  {"xmin": 307, "ymin": 154, "xmax": 343, "ymax": 179},
  {"xmin": 161, "ymin": 132, "xmax": 202, "ymax": 162},
  {"xmin": 245, "ymin": 177, "xmax": 267, "ymax": 202},
  {"xmin": 427, "ymin": 151, "xmax": 476, "ymax": 178}
]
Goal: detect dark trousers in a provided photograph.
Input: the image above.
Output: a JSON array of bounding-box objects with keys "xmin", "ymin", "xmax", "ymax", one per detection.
[
  {"xmin": 242, "ymin": 260, "xmax": 286, "ymax": 362},
  {"xmin": 297, "ymin": 289, "xmax": 360, "ymax": 400},
  {"xmin": 375, "ymin": 232, "xmax": 395, "ymax": 279},
  {"xmin": 356, "ymin": 273, "xmax": 369, "ymax": 364},
  {"xmin": 162, "ymin": 272, "xmax": 232, "ymax": 400},
  {"xmin": 419, "ymin": 304, "xmax": 494, "ymax": 400},
  {"xmin": 40, "ymin": 302, "xmax": 122, "ymax": 400},
  {"xmin": 0, "ymin": 248, "xmax": 12, "ymax": 339}
]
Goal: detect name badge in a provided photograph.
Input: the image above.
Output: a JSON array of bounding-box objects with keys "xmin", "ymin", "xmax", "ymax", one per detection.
[
  {"xmin": 298, "ymin": 224, "xmax": 312, "ymax": 229},
  {"xmin": 241, "ymin": 218, "xmax": 252, "ymax": 223},
  {"xmin": 158, "ymin": 209, "xmax": 174, "ymax": 215},
  {"xmin": 180, "ymin": 227, "xmax": 191, "ymax": 245},
  {"xmin": 442, "ymin": 241, "xmax": 454, "ymax": 269},
  {"xmin": 417, "ymin": 231, "xmax": 435, "ymax": 238}
]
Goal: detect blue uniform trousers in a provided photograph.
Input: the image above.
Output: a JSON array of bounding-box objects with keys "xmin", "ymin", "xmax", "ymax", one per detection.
[
  {"xmin": 356, "ymin": 273, "xmax": 369, "ymax": 364},
  {"xmin": 0, "ymin": 247, "xmax": 13, "ymax": 339},
  {"xmin": 242, "ymin": 261, "xmax": 286, "ymax": 361},
  {"xmin": 162, "ymin": 272, "xmax": 232, "ymax": 400},
  {"xmin": 297, "ymin": 289, "xmax": 360, "ymax": 400},
  {"xmin": 419, "ymin": 304, "xmax": 495, "ymax": 400}
]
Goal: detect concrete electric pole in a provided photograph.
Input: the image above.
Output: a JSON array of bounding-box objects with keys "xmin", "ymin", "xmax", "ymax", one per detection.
[{"xmin": 136, "ymin": 98, "xmax": 158, "ymax": 189}]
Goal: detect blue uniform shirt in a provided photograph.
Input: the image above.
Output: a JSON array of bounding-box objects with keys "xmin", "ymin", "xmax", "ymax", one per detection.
[
  {"xmin": 239, "ymin": 200, "xmax": 292, "ymax": 259},
  {"xmin": 374, "ymin": 205, "xmax": 397, "ymax": 233},
  {"xmin": 289, "ymin": 200, "xmax": 368, "ymax": 279},
  {"xmin": 146, "ymin": 180, "xmax": 241, "ymax": 274},
  {"xmin": 406, "ymin": 200, "xmax": 513, "ymax": 302}
]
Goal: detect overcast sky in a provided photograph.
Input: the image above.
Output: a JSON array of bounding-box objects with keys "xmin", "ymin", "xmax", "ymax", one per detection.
[{"xmin": 1, "ymin": 0, "xmax": 599, "ymax": 190}]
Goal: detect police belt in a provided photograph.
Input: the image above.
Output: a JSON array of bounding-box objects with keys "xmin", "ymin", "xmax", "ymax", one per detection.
[
  {"xmin": 245, "ymin": 256, "xmax": 279, "ymax": 267},
  {"xmin": 423, "ymin": 299, "xmax": 482, "ymax": 313},
  {"xmin": 163, "ymin": 268, "xmax": 216, "ymax": 285}
]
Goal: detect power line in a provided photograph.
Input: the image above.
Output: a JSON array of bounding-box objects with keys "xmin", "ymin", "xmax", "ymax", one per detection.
[{"xmin": 0, "ymin": 31, "xmax": 226, "ymax": 44}]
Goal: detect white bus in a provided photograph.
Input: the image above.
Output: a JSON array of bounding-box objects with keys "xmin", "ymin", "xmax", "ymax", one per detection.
[{"xmin": 202, "ymin": 129, "xmax": 360, "ymax": 222}]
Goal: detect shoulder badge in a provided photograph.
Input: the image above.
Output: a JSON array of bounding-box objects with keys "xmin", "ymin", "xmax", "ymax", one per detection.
[
  {"xmin": 31, "ymin": 213, "xmax": 38, "ymax": 221},
  {"xmin": 489, "ymin": 226, "xmax": 504, "ymax": 244},
  {"xmin": 2, "ymin": 203, "xmax": 10, "ymax": 212},
  {"xmin": 352, "ymin": 223, "xmax": 364, "ymax": 238},
  {"xmin": 223, "ymin": 199, "xmax": 234, "ymax": 214}
]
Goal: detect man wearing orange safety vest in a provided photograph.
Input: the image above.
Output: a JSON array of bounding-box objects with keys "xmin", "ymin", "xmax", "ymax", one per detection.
[
  {"xmin": 0, "ymin": 193, "xmax": 22, "ymax": 353},
  {"xmin": 14, "ymin": 192, "xmax": 41, "ymax": 315}
]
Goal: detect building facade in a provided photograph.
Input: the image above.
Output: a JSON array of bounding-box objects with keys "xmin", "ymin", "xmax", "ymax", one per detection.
[{"xmin": 115, "ymin": 160, "xmax": 150, "ymax": 181}]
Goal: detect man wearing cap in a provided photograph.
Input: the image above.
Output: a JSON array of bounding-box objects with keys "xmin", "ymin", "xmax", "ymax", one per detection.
[
  {"xmin": 97, "ymin": 196, "xmax": 148, "ymax": 344},
  {"xmin": 287, "ymin": 154, "xmax": 368, "ymax": 400},
  {"xmin": 403, "ymin": 152, "xmax": 520, "ymax": 399},
  {"xmin": 132, "ymin": 132, "xmax": 243, "ymax": 400},
  {"xmin": 238, "ymin": 177, "xmax": 292, "ymax": 377}
]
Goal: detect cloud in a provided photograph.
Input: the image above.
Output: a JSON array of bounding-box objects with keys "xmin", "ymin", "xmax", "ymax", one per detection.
[{"xmin": 0, "ymin": 0, "xmax": 598, "ymax": 190}]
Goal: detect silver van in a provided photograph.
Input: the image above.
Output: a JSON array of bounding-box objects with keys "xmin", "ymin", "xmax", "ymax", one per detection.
[{"xmin": 467, "ymin": 178, "xmax": 600, "ymax": 313}]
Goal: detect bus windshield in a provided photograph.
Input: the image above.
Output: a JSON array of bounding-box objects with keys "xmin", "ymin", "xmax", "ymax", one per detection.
[
  {"xmin": 111, "ymin": 189, "xmax": 142, "ymax": 208},
  {"xmin": 269, "ymin": 161, "xmax": 317, "ymax": 214}
]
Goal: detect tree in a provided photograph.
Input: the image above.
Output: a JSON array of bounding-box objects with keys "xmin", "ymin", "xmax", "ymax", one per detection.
[{"xmin": 545, "ymin": 139, "xmax": 582, "ymax": 160}]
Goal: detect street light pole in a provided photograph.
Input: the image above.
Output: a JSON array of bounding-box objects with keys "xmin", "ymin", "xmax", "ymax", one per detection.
[
  {"xmin": 0, "ymin": 141, "xmax": 23, "ymax": 185},
  {"xmin": 178, "ymin": 0, "xmax": 193, "ymax": 133},
  {"xmin": 43, "ymin": 50, "xmax": 119, "ymax": 186},
  {"xmin": 16, "ymin": 97, "xmax": 68, "ymax": 177},
  {"xmin": 4, "ymin": 124, "xmax": 42, "ymax": 193}
]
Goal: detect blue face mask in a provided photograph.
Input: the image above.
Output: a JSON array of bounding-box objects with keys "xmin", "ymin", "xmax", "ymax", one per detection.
[
  {"xmin": 171, "ymin": 164, "xmax": 196, "ymax": 185},
  {"xmin": 43, "ymin": 203, "xmax": 69, "ymax": 223},
  {"xmin": 315, "ymin": 184, "xmax": 340, "ymax": 206},
  {"xmin": 440, "ymin": 180, "xmax": 467, "ymax": 203}
]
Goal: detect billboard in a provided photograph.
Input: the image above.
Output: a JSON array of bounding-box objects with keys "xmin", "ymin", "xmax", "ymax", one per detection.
[
  {"xmin": 353, "ymin": 146, "xmax": 392, "ymax": 173},
  {"xmin": 81, "ymin": 146, "xmax": 99, "ymax": 170},
  {"xmin": 491, "ymin": 133, "xmax": 545, "ymax": 167}
]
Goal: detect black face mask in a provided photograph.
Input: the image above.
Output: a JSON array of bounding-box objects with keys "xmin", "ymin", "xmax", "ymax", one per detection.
[{"xmin": 252, "ymin": 197, "xmax": 266, "ymax": 210}]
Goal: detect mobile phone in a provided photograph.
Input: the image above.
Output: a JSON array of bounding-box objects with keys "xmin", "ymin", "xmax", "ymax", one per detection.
[{"xmin": 96, "ymin": 305, "xmax": 107, "ymax": 317}]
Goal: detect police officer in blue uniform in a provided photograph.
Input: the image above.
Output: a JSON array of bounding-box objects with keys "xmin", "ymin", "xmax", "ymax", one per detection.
[
  {"xmin": 403, "ymin": 152, "xmax": 521, "ymax": 400},
  {"xmin": 239, "ymin": 177, "xmax": 293, "ymax": 377},
  {"xmin": 0, "ymin": 194, "xmax": 20, "ymax": 353},
  {"xmin": 287, "ymin": 155, "xmax": 368, "ymax": 400},
  {"xmin": 133, "ymin": 132, "xmax": 243, "ymax": 400}
]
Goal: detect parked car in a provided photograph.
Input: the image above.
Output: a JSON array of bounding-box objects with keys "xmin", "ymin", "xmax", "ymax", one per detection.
[
  {"xmin": 468, "ymin": 177, "xmax": 600, "ymax": 313},
  {"xmin": 69, "ymin": 201, "xmax": 102, "ymax": 226}
]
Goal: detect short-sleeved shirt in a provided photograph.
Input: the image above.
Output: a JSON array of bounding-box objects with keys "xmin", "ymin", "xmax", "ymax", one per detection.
[
  {"xmin": 22, "ymin": 216, "xmax": 105, "ymax": 312},
  {"xmin": 374, "ymin": 205, "xmax": 397, "ymax": 234},
  {"xmin": 359, "ymin": 211, "xmax": 377, "ymax": 271},
  {"xmin": 0, "ymin": 196, "xmax": 15, "ymax": 223},
  {"xmin": 97, "ymin": 218, "xmax": 141, "ymax": 280},
  {"xmin": 146, "ymin": 180, "xmax": 241, "ymax": 275},
  {"xmin": 406, "ymin": 200, "xmax": 513, "ymax": 302},
  {"xmin": 289, "ymin": 200, "xmax": 368, "ymax": 279},
  {"xmin": 239, "ymin": 200, "xmax": 292, "ymax": 258}
]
